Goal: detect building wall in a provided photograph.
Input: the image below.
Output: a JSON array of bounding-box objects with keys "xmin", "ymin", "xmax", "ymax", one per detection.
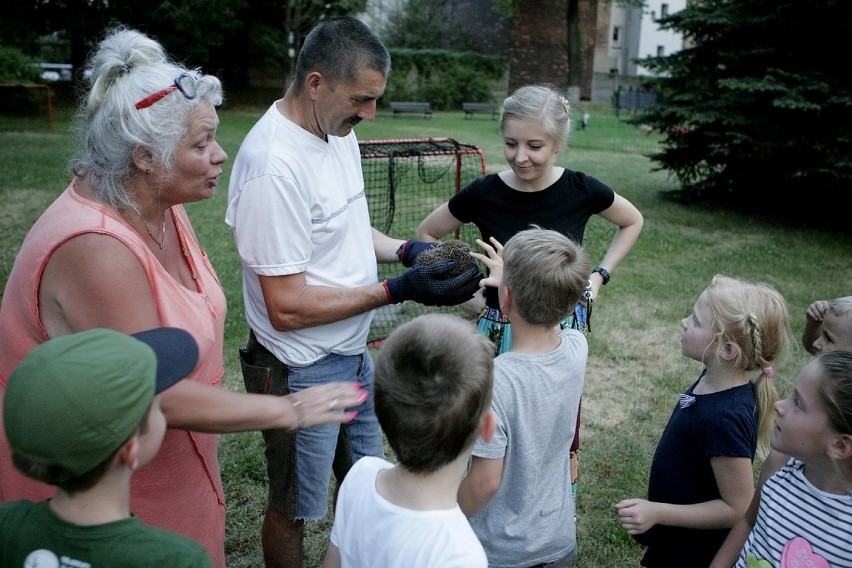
[
  {"xmin": 508, "ymin": 0, "xmax": 570, "ymax": 93},
  {"xmin": 591, "ymin": 0, "xmax": 686, "ymax": 101},
  {"xmin": 360, "ymin": 0, "xmax": 406, "ymax": 36},
  {"xmin": 635, "ymin": 0, "xmax": 687, "ymax": 76},
  {"xmin": 360, "ymin": 0, "xmax": 684, "ymax": 103}
]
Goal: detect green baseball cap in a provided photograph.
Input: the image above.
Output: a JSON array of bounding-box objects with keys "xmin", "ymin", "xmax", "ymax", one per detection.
[{"xmin": 4, "ymin": 327, "xmax": 199, "ymax": 483}]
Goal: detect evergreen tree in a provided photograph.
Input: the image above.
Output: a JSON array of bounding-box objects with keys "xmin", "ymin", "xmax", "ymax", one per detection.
[{"xmin": 634, "ymin": 0, "xmax": 851, "ymax": 226}]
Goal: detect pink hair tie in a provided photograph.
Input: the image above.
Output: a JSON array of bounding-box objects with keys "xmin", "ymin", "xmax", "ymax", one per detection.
[{"xmin": 762, "ymin": 367, "xmax": 775, "ymax": 378}]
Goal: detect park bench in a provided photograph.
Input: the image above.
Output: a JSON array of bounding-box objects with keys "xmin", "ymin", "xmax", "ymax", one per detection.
[
  {"xmin": 390, "ymin": 101, "xmax": 432, "ymax": 119},
  {"xmin": 462, "ymin": 102, "xmax": 498, "ymax": 119}
]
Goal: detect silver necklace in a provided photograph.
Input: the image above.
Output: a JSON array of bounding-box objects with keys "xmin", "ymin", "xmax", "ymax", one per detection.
[{"xmin": 134, "ymin": 206, "xmax": 167, "ymax": 250}]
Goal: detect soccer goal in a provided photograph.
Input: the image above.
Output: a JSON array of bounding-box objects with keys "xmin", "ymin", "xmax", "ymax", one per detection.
[{"xmin": 360, "ymin": 137, "xmax": 486, "ymax": 344}]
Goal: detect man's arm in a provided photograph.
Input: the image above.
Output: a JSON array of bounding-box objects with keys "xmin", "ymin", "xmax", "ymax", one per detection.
[
  {"xmin": 259, "ymin": 241, "xmax": 482, "ymax": 331},
  {"xmin": 259, "ymin": 272, "xmax": 389, "ymax": 331}
]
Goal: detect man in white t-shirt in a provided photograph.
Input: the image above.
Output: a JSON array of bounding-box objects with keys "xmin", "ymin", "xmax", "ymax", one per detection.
[{"xmin": 225, "ymin": 16, "xmax": 480, "ymax": 568}]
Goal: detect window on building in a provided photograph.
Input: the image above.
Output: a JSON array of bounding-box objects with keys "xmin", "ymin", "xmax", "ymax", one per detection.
[
  {"xmin": 661, "ymin": 3, "xmax": 669, "ymax": 17},
  {"xmin": 612, "ymin": 26, "xmax": 622, "ymax": 47},
  {"xmin": 657, "ymin": 45, "xmax": 665, "ymax": 57}
]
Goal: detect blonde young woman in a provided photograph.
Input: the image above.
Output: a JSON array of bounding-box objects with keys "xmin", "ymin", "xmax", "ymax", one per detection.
[{"xmin": 416, "ymin": 83, "xmax": 644, "ymax": 501}]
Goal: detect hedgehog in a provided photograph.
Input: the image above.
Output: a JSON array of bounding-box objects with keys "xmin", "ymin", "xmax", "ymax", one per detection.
[{"xmin": 413, "ymin": 240, "xmax": 478, "ymax": 278}]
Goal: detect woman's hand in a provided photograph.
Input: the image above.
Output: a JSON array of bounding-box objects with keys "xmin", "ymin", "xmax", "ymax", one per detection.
[{"xmin": 285, "ymin": 381, "xmax": 369, "ymax": 431}]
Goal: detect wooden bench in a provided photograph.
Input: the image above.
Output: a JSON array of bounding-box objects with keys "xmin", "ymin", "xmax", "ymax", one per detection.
[
  {"xmin": 463, "ymin": 102, "xmax": 498, "ymax": 119},
  {"xmin": 390, "ymin": 101, "xmax": 432, "ymax": 119}
]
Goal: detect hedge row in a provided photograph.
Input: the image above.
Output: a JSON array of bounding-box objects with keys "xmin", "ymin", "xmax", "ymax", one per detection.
[{"xmin": 383, "ymin": 49, "xmax": 508, "ymax": 110}]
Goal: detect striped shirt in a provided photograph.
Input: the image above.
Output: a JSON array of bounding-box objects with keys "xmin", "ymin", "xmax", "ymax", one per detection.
[{"xmin": 737, "ymin": 457, "xmax": 852, "ymax": 567}]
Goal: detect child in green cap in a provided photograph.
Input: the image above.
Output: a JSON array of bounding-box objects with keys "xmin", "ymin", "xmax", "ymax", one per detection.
[{"xmin": 0, "ymin": 327, "xmax": 212, "ymax": 567}]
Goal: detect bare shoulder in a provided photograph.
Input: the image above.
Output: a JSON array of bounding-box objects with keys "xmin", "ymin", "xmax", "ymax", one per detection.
[{"xmin": 40, "ymin": 232, "xmax": 158, "ymax": 334}]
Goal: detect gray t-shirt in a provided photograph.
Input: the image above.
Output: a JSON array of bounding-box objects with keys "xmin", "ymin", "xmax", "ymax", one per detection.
[{"xmin": 469, "ymin": 328, "xmax": 587, "ymax": 567}]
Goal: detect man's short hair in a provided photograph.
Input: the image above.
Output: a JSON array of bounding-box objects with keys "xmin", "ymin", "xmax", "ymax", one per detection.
[{"xmin": 293, "ymin": 16, "xmax": 391, "ymax": 92}]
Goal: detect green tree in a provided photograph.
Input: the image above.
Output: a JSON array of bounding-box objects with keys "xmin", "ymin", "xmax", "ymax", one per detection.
[
  {"xmin": 0, "ymin": 1, "xmax": 367, "ymax": 89},
  {"xmin": 0, "ymin": 45, "xmax": 43, "ymax": 114},
  {"xmin": 0, "ymin": 46, "xmax": 41, "ymax": 83},
  {"xmin": 633, "ymin": 0, "xmax": 852, "ymax": 224},
  {"xmin": 383, "ymin": 0, "xmax": 471, "ymax": 50},
  {"xmin": 226, "ymin": 0, "xmax": 367, "ymax": 86}
]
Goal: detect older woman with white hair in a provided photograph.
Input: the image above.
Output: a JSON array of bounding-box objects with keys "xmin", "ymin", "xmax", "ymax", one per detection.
[{"xmin": 0, "ymin": 27, "xmax": 366, "ymax": 567}]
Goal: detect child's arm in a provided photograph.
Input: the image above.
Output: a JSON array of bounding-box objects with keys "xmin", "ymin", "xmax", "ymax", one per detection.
[
  {"xmin": 322, "ymin": 542, "xmax": 341, "ymax": 568},
  {"xmin": 802, "ymin": 300, "xmax": 830, "ymax": 355},
  {"xmin": 616, "ymin": 456, "xmax": 754, "ymax": 534},
  {"xmin": 708, "ymin": 450, "xmax": 789, "ymax": 568},
  {"xmin": 458, "ymin": 456, "xmax": 503, "ymax": 517}
]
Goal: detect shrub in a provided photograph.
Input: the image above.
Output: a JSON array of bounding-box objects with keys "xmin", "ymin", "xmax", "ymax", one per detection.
[
  {"xmin": 383, "ymin": 49, "xmax": 506, "ymax": 110},
  {"xmin": 0, "ymin": 46, "xmax": 42, "ymax": 83},
  {"xmin": 0, "ymin": 46, "xmax": 44, "ymax": 115}
]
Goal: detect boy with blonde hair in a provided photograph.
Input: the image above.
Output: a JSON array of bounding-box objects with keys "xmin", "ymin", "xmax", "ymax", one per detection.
[{"xmin": 459, "ymin": 226, "xmax": 591, "ymax": 567}]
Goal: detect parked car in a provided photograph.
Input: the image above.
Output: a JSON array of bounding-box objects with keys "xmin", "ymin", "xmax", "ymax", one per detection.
[{"xmin": 38, "ymin": 63, "xmax": 73, "ymax": 82}]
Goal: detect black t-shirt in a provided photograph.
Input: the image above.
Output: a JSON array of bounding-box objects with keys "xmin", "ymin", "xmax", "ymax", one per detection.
[{"xmin": 448, "ymin": 169, "xmax": 615, "ymax": 307}]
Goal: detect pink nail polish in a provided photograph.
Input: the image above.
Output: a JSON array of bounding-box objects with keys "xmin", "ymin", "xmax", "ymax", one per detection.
[{"xmin": 357, "ymin": 391, "xmax": 369, "ymax": 404}]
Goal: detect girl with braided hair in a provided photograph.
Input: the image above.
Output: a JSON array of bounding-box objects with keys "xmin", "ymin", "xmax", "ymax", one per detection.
[{"xmin": 616, "ymin": 274, "xmax": 793, "ymax": 567}]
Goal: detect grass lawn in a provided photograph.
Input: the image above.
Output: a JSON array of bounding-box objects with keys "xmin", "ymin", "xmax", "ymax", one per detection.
[{"xmin": 2, "ymin": 100, "xmax": 850, "ymax": 567}]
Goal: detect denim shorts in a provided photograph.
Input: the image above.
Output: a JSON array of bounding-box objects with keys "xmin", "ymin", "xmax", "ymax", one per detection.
[{"xmin": 239, "ymin": 332, "xmax": 384, "ymax": 520}]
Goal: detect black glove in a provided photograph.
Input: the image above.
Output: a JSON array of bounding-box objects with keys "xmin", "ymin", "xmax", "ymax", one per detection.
[
  {"xmin": 396, "ymin": 240, "xmax": 440, "ymax": 267},
  {"xmin": 384, "ymin": 260, "xmax": 482, "ymax": 306}
]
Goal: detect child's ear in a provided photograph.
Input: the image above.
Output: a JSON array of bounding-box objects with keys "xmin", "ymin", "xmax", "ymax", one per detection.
[
  {"xmin": 828, "ymin": 433, "xmax": 852, "ymax": 461},
  {"xmin": 721, "ymin": 341, "xmax": 741, "ymax": 362},
  {"xmin": 116, "ymin": 435, "xmax": 141, "ymax": 471},
  {"xmin": 479, "ymin": 410, "xmax": 497, "ymax": 443},
  {"xmin": 499, "ymin": 286, "xmax": 512, "ymax": 313}
]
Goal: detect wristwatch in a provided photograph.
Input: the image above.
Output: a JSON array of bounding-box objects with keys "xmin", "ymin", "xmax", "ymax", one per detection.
[{"xmin": 592, "ymin": 267, "xmax": 611, "ymax": 285}]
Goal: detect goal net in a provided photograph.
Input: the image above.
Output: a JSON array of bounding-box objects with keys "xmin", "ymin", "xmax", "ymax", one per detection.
[{"xmin": 360, "ymin": 137, "xmax": 486, "ymax": 344}]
